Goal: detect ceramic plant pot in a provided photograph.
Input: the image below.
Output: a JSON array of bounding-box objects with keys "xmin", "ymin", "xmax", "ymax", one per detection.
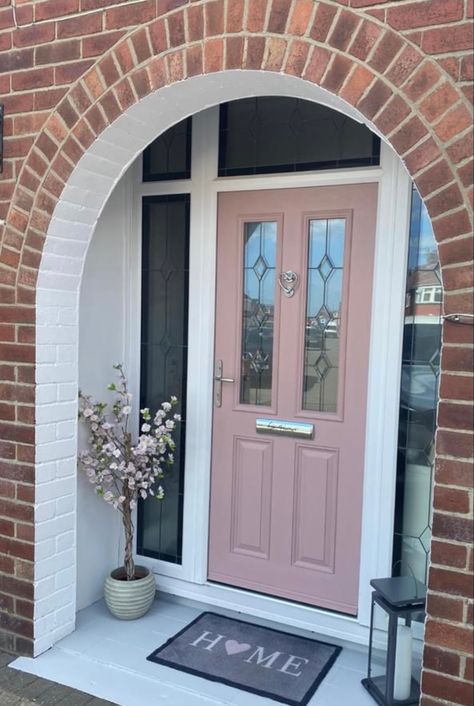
[{"xmin": 104, "ymin": 565, "xmax": 156, "ymax": 620}]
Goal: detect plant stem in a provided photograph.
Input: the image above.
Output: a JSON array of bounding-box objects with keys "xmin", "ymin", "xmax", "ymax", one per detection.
[{"xmin": 122, "ymin": 483, "xmax": 135, "ymax": 581}]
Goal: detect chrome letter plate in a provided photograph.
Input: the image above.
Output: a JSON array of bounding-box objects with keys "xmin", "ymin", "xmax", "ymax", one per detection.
[{"xmin": 256, "ymin": 418, "xmax": 314, "ymax": 439}]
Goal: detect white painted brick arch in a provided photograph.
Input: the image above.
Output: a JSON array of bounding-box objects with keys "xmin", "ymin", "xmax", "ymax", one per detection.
[{"xmin": 34, "ymin": 70, "xmax": 382, "ymax": 655}]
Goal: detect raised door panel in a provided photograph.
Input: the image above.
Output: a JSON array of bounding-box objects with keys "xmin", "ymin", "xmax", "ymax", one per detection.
[
  {"xmin": 231, "ymin": 437, "xmax": 273, "ymax": 560},
  {"xmin": 291, "ymin": 445, "xmax": 338, "ymax": 573}
]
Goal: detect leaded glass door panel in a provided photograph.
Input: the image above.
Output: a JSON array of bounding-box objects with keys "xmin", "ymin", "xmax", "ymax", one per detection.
[{"xmin": 208, "ymin": 185, "xmax": 378, "ymax": 614}]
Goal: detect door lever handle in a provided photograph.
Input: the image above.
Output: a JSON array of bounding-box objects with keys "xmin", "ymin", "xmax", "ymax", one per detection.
[
  {"xmin": 215, "ymin": 375, "xmax": 235, "ymax": 383},
  {"xmin": 214, "ymin": 360, "xmax": 235, "ymax": 407}
]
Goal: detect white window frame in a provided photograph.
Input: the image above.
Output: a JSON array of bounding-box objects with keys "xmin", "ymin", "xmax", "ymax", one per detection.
[
  {"xmin": 127, "ymin": 106, "xmax": 412, "ymax": 647},
  {"xmin": 415, "ymin": 285, "xmax": 443, "ymax": 305}
]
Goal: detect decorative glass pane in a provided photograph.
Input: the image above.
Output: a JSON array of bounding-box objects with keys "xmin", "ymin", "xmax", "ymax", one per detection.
[
  {"xmin": 219, "ymin": 97, "xmax": 380, "ymax": 177},
  {"xmin": 393, "ymin": 188, "xmax": 442, "ymax": 585},
  {"xmin": 143, "ymin": 117, "xmax": 192, "ymax": 181},
  {"xmin": 240, "ymin": 222, "xmax": 277, "ymax": 406},
  {"xmin": 303, "ymin": 219, "xmax": 346, "ymax": 413},
  {"xmin": 137, "ymin": 194, "xmax": 189, "ymax": 564}
]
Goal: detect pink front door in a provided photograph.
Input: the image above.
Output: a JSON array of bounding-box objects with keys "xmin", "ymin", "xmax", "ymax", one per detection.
[{"xmin": 208, "ymin": 184, "xmax": 378, "ymax": 615}]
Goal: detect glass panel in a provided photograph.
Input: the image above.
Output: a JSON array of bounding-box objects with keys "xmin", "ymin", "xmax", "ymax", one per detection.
[
  {"xmin": 143, "ymin": 117, "xmax": 192, "ymax": 181},
  {"xmin": 303, "ymin": 219, "xmax": 345, "ymax": 413},
  {"xmin": 240, "ymin": 222, "xmax": 277, "ymax": 406},
  {"xmin": 137, "ymin": 194, "xmax": 189, "ymax": 564},
  {"xmin": 219, "ymin": 97, "xmax": 380, "ymax": 177},
  {"xmin": 393, "ymin": 187, "xmax": 442, "ymax": 585}
]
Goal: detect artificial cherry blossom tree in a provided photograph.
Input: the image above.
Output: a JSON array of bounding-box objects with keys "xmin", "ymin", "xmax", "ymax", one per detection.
[{"xmin": 78, "ymin": 364, "xmax": 179, "ymax": 581}]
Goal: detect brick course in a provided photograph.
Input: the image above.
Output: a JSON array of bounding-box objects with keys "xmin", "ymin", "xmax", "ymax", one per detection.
[{"xmin": 0, "ymin": 1, "xmax": 472, "ymax": 704}]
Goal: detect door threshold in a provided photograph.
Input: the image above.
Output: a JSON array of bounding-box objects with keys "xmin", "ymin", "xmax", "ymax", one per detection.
[
  {"xmin": 207, "ymin": 577, "xmax": 357, "ymax": 618},
  {"xmin": 151, "ymin": 572, "xmax": 383, "ymax": 649}
]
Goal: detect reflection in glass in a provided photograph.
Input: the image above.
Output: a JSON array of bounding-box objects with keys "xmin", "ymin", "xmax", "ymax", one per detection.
[
  {"xmin": 303, "ymin": 219, "xmax": 345, "ymax": 413},
  {"xmin": 240, "ymin": 222, "xmax": 277, "ymax": 406},
  {"xmin": 393, "ymin": 188, "xmax": 442, "ymax": 584}
]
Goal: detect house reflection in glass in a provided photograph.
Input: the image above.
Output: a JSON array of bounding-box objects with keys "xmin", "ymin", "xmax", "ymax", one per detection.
[{"xmin": 393, "ymin": 188, "xmax": 442, "ymax": 584}]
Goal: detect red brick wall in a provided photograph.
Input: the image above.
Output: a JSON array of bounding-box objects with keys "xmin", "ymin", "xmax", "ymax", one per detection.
[{"xmin": 0, "ymin": 1, "xmax": 472, "ymax": 703}]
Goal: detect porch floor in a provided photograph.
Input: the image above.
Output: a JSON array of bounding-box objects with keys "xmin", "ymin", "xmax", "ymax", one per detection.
[{"xmin": 12, "ymin": 595, "xmax": 377, "ymax": 706}]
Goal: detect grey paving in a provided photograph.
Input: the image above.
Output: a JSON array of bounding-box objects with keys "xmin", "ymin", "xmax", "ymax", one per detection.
[{"xmin": 0, "ymin": 652, "xmax": 118, "ymax": 706}]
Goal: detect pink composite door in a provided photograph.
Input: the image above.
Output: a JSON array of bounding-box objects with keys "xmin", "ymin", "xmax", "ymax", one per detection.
[{"xmin": 208, "ymin": 184, "xmax": 378, "ymax": 615}]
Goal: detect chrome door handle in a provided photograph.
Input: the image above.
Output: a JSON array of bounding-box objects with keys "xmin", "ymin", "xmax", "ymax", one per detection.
[{"xmin": 214, "ymin": 360, "xmax": 235, "ymax": 407}]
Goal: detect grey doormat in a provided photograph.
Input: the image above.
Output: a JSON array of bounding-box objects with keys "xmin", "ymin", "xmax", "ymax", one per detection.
[{"xmin": 147, "ymin": 612, "xmax": 342, "ymax": 705}]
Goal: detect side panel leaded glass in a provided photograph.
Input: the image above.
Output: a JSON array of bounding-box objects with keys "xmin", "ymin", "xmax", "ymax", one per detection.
[
  {"xmin": 303, "ymin": 218, "xmax": 346, "ymax": 414},
  {"xmin": 137, "ymin": 194, "xmax": 189, "ymax": 564},
  {"xmin": 240, "ymin": 222, "xmax": 277, "ymax": 406},
  {"xmin": 143, "ymin": 118, "xmax": 192, "ymax": 182},
  {"xmin": 393, "ymin": 188, "xmax": 442, "ymax": 584}
]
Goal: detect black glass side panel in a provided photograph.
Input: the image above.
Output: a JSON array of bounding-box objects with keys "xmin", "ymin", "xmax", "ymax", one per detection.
[
  {"xmin": 137, "ymin": 194, "xmax": 190, "ymax": 564},
  {"xmin": 393, "ymin": 188, "xmax": 442, "ymax": 585},
  {"xmin": 143, "ymin": 118, "xmax": 192, "ymax": 181},
  {"xmin": 219, "ymin": 97, "xmax": 380, "ymax": 177}
]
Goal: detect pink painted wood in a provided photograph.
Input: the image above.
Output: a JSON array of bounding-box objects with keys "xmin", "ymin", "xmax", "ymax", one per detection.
[{"xmin": 208, "ymin": 185, "xmax": 378, "ymax": 615}]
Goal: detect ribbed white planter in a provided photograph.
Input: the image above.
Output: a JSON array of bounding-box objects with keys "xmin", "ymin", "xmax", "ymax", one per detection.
[{"xmin": 104, "ymin": 565, "xmax": 156, "ymax": 620}]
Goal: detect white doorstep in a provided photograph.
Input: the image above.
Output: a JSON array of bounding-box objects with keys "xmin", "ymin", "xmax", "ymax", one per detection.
[{"xmin": 12, "ymin": 596, "xmax": 377, "ymax": 706}]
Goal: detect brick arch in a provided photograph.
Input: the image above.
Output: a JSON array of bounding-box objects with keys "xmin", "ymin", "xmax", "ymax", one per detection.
[{"xmin": 5, "ymin": 0, "xmax": 472, "ymax": 295}]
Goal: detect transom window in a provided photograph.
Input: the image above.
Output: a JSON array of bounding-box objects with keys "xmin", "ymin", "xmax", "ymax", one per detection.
[
  {"xmin": 143, "ymin": 117, "xmax": 192, "ymax": 182},
  {"xmin": 218, "ymin": 97, "xmax": 381, "ymax": 176},
  {"xmin": 142, "ymin": 97, "xmax": 381, "ymax": 183}
]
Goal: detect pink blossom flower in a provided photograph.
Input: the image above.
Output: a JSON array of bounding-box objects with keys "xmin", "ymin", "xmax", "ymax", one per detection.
[{"xmin": 78, "ymin": 364, "xmax": 179, "ymax": 581}]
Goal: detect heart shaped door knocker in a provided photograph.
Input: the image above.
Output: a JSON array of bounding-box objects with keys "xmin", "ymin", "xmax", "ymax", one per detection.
[{"xmin": 278, "ymin": 270, "xmax": 299, "ymax": 298}]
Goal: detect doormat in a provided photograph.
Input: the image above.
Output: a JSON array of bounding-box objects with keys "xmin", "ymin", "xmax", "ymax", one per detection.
[{"xmin": 147, "ymin": 612, "xmax": 342, "ymax": 706}]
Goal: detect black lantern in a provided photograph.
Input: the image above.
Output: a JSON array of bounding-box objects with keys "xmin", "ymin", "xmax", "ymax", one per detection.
[{"xmin": 362, "ymin": 576, "xmax": 426, "ymax": 706}]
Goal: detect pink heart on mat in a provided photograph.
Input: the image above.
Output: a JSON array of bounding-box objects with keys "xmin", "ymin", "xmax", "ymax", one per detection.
[{"xmin": 225, "ymin": 640, "xmax": 251, "ymax": 656}]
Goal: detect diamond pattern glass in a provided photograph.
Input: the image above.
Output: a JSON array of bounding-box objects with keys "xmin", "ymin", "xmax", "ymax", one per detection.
[
  {"xmin": 240, "ymin": 222, "xmax": 277, "ymax": 406},
  {"xmin": 303, "ymin": 219, "xmax": 346, "ymax": 413},
  {"xmin": 393, "ymin": 188, "xmax": 442, "ymax": 584},
  {"xmin": 137, "ymin": 194, "xmax": 189, "ymax": 564}
]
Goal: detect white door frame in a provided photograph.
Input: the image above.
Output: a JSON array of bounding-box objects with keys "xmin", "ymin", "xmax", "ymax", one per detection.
[{"xmin": 128, "ymin": 105, "xmax": 412, "ymax": 647}]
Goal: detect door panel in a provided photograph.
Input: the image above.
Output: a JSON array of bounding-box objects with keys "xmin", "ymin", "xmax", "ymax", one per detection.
[
  {"xmin": 291, "ymin": 445, "xmax": 338, "ymax": 573},
  {"xmin": 209, "ymin": 185, "xmax": 378, "ymax": 614},
  {"xmin": 231, "ymin": 437, "xmax": 273, "ymax": 559}
]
